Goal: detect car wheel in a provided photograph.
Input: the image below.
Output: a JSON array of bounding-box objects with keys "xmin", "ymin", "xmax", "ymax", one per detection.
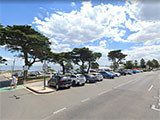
[
  {"xmin": 68, "ymin": 86, "xmax": 70, "ymax": 89},
  {"xmin": 82, "ymin": 83, "xmax": 85, "ymax": 86},
  {"xmin": 56, "ymin": 84, "xmax": 59, "ymax": 91}
]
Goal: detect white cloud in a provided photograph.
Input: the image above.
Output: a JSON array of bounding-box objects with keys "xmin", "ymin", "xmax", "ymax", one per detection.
[
  {"xmin": 71, "ymin": 2, "xmax": 76, "ymax": 7},
  {"xmin": 127, "ymin": 21, "xmax": 160, "ymax": 45},
  {"xmin": 124, "ymin": 45, "xmax": 160, "ymax": 61},
  {"xmin": 49, "ymin": 38, "xmax": 71, "ymax": 53},
  {"xmin": 32, "ymin": 0, "xmax": 160, "ymax": 66},
  {"xmin": 33, "ymin": 1, "xmax": 130, "ymax": 45}
]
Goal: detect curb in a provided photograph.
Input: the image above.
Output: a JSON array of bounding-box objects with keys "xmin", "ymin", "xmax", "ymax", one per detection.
[{"xmin": 26, "ymin": 86, "xmax": 55, "ymax": 94}]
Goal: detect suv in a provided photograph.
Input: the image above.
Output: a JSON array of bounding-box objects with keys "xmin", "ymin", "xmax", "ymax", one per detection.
[
  {"xmin": 48, "ymin": 75, "xmax": 72, "ymax": 90},
  {"xmin": 70, "ymin": 74, "xmax": 86, "ymax": 86}
]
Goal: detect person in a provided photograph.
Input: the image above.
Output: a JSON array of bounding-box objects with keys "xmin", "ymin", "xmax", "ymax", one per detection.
[{"xmin": 10, "ymin": 73, "xmax": 18, "ymax": 88}]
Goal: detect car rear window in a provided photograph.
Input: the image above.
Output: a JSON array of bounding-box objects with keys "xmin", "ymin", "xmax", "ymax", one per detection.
[{"xmin": 61, "ymin": 76, "xmax": 70, "ymax": 80}]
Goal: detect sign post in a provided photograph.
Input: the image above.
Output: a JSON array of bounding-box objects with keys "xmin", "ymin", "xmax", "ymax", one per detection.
[{"xmin": 43, "ymin": 62, "xmax": 48, "ymax": 89}]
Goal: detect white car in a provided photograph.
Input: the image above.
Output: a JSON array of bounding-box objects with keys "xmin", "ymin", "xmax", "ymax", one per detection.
[
  {"xmin": 70, "ymin": 74, "xmax": 86, "ymax": 86},
  {"xmin": 92, "ymin": 73, "xmax": 103, "ymax": 81},
  {"xmin": 113, "ymin": 72, "xmax": 121, "ymax": 77}
]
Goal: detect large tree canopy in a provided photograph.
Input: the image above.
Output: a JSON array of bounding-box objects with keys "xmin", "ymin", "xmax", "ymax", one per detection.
[
  {"xmin": 72, "ymin": 47, "xmax": 101, "ymax": 74},
  {"xmin": 140, "ymin": 58, "xmax": 146, "ymax": 68},
  {"xmin": 49, "ymin": 52, "xmax": 72, "ymax": 75},
  {"xmin": 125, "ymin": 60, "xmax": 134, "ymax": 69},
  {"xmin": 108, "ymin": 50, "xmax": 127, "ymax": 71},
  {"xmin": 1, "ymin": 25, "xmax": 51, "ymax": 81},
  {"xmin": 1, "ymin": 25, "xmax": 51, "ymax": 68}
]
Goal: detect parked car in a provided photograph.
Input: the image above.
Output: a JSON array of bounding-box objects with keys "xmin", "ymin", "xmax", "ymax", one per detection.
[
  {"xmin": 90, "ymin": 69, "xmax": 97, "ymax": 72},
  {"xmin": 99, "ymin": 71, "xmax": 115, "ymax": 79},
  {"xmin": 124, "ymin": 70, "xmax": 132, "ymax": 75},
  {"xmin": 84, "ymin": 74, "xmax": 97, "ymax": 83},
  {"xmin": 132, "ymin": 70, "xmax": 137, "ymax": 74},
  {"xmin": 92, "ymin": 73, "xmax": 103, "ymax": 81},
  {"xmin": 69, "ymin": 74, "xmax": 86, "ymax": 86},
  {"xmin": 118, "ymin": 70, "xmax": 126, "ymax": 75},
  {"xmin": 29, "ymin": 71, "xmax": 41, "ymax": 76},
  {"xmin": 112, "ymin": 72, "xmax": 121, "ymax": 77},
  {"xmin": 48, "ymin": 75, "xmax": 72, "ymax": 90}
]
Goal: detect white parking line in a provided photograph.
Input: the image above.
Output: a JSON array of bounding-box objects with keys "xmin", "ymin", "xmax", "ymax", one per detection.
[
  {"xmin": 81, "ymin": 98, "xmax": 90, "ymax": 102},
  {"xmin": 148, "ymin": 85, "xmax": 153, "ymax": 92},
  {"xmin": 53, "ymin": 107, "xmax": 66, "ymax": 114}
]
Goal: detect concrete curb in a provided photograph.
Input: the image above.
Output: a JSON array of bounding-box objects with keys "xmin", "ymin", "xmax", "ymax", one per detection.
[{"xmin": 26, "ymin": 86, "xmax": 55, "ymax": 94}]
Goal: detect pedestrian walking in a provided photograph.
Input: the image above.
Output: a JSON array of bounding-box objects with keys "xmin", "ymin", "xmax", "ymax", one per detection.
[{"xmin": 10, "ymin": 73, "xmax": 18, "ymax": 88}]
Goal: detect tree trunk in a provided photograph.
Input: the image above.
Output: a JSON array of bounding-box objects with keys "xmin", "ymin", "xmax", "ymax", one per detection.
[
  {"xmin": 61, "ymin": 63, "xmax": 65, "ymax": 75},
  {"xmin": 23, "ymin": 52, "xmax": 29, "ymax": 82},
  {"xmin": 81, "ymin": 61, "xmax": 85, "ymax": 74},
  {"xmin": 87, "ymin": 61, "xmax": 91, "ymax": 74}
]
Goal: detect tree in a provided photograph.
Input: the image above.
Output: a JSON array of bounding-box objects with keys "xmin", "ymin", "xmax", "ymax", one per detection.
[
  {"xmin": 0, "ymin": 56, "xmax": 7, "ymax": 64},
  {"xmin": 71, "ymin": 47, "xmax": 101, "ymax": 74},
  {"xmin": 140, "ymin": 58, "xmax": 146, "ymax": 68},
  {"xmin": 134, "ymin": 60, "xmax": 138, "ymax": 68},
  {"xmin": 65, "ymin": 62, "xmax": 73, "ymax": 71},
  {"xmin": 108, "ymin": 50, "xmax": 127, "ymax": 71},
  {"xmin": 125, "ymin": 60, "xmax": 134, "ymax": 69},
  {"xmin": 49, "ymin": 52, "xmax": 72, "ymax": 75},
  {"xmin": 86, "ymin": 52, "xmax": 102, "ymax": 73},
  {"xmin": 72, "ymin": 47, "xmax": 92, "ymax": 74},
  {"xmin": 152, "ymin": 59, "xmax": 159, "ymax": 68},
  {"xmin": 1, "ymin": 25, "xmax": 51, "ymax": 81},
  {"xmin": 146, "ymin": 60, "xmax": 154, "ymax": 69},
  {"xmin": 91, "ymin": 62, "xmax": 99, "ymax": 69},
  {"xmin": 0, "ymin": 24, "xmax": 6, "ymax": 45}
]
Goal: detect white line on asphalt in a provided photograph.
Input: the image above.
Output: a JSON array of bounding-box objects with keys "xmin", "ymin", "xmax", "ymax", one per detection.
[
  {"xmin": 81, "ymin": 98, "xmax": 90, "ymax": 102},
  {"xmin": 113, "ymin": 80, "xmax": 135, "ymax": 89},
  {"xmin": 151, "ymin": 105, "xmax": 160, "ymax": 112},
  {"xmin": 148, "ymin": 85, "xmax": 153, "ymax": 92},
  {"xmin": 53, "ymin": 107, "xmax": 66, "ymax": 114},
  {"xmin": 98, "ymin": 89, "xmax": 112, "ymax": 96}
]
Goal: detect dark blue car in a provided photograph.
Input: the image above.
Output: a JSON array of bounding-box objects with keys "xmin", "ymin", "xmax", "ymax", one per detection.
[{"xmin": 99, "ymin": 71, "xmax": 115, "ymax": 79}]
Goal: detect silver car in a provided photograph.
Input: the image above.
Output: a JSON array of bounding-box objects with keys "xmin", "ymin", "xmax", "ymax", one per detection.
[
  {"xmin": 92, "ymin": 73, "xmax": 103, "ymax": 81},
  {"xmin": 70, "ymin": 74, "xmax": 86, "ymax": 86}
]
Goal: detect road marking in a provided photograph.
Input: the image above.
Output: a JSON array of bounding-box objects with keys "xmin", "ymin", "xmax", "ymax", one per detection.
[
  {"xmin": 81, "ymin": 98, "xmax": 90, "ymax": 102},
  {"xmin": 151, "ymin": 105, "xmax": 160, "ymax": 112},
  {"xmin": 98, "ymin": 89, "xmax": 112, "ymax": 96},
  {"xmin": 53, "ymin": 107, "xmax": 66, "ymax": 114},
  {"xmin": 113, "ymin": 80, "xmax": 136, "ymax": 89},
  {"xmin": 148, "ymin": 85, "xmax": 153, "ymax": 92}
]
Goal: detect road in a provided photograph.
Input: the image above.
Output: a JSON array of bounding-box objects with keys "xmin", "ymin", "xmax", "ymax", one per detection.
[{"xmin": 0, "ymin": 71, "xmax": 160, "ymax": 120}]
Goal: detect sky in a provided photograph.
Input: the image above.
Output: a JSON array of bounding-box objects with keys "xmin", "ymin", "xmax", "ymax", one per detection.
[{"xmin": 0, "ymin": 0, "xmax": 160, "ymax": 70}]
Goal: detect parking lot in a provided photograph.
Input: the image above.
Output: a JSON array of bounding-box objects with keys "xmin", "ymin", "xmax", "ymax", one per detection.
[{"xmin": 0, "ymin": 71, "xmax": 160, "ymax": 120}]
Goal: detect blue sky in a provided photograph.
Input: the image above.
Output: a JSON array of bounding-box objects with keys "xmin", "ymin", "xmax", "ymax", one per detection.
[{"xmin": 0, "ymin": 0, "xmax": 160, "ymax": 69}]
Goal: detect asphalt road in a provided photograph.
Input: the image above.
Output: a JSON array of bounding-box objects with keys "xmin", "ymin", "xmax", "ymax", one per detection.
[{"xmin": 0, "ymin": 71, "xmax": 160, "ymax": 120}]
